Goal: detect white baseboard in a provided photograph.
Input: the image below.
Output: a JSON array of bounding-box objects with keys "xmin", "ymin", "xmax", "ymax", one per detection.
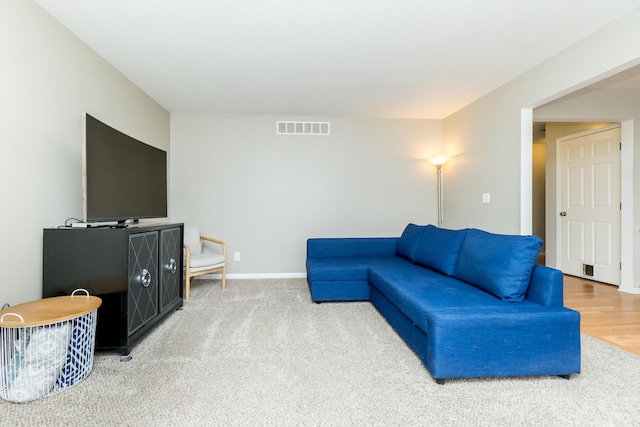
[
  {"xmin": 619, "ymin": 287, "xmax": 640, "ymax": 295},
  {"xmin": 195, "ymin": 272, "xmax": 307, "ymax": 280}
]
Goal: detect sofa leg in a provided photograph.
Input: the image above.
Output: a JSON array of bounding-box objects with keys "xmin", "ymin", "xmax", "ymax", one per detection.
[
  {"xmin": 435, "ymin": 378, "xmax": 446, "ymax": 385},
  {"xmin": 558, "ymin": 374, "xmax": 571, "ymax": 380}
]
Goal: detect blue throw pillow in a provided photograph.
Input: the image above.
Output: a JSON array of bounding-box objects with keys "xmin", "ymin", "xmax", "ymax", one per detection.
[
  {"xmin": 453, "ymin": 229, "xmax": 543, "ymax": 302},
  {"xmin": 395, "ymin": 224, "xmax": 427, "ymax": 261},
  {"xmin": 413, "ymin": 225, "xmax": 467, "ymax": 276}
]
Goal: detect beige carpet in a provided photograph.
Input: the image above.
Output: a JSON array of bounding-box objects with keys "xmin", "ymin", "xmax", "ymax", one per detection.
[{"xmin": 2, "ymin": 278, "xmax": 640, "ymax": 426}]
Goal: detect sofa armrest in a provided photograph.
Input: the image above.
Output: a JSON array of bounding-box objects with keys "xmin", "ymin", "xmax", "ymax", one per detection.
[
  {"xmin": 525, "ymin": 264, "xmax": 564, "ymax": 307},
  {"xmin": 307, "ymin": 237, "xmax": 398, "ymax": 259}
]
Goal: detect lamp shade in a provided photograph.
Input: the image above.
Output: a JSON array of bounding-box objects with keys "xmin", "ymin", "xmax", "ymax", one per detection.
[{"xmin": 427, "ymin": 155, "xmax": 451, "ymax": 166}]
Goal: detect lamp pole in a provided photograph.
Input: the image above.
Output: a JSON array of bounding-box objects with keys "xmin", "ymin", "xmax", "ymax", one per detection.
[
  {"xmin": 427, "ymin": 155, "xmax": 450, "ymax": 228},
  {"xmin": 436, "ymin": 164, "xmax": 443, "ymax": 228}
]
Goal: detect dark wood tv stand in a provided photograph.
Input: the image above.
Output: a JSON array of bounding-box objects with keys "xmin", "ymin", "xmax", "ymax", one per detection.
[{"xmin": 42, "ymin": 223, "xmax": 184, "ymax": 360}]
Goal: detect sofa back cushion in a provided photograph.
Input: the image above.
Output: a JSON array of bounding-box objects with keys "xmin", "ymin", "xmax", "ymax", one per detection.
[
  {"xmin": 453, "ymin": 229, "xmax": 543, "ymax": 302},
  {"xmin": 396, "ymin": 224, "xmax": 427, "ymax": 261},
  {"xmin": 413, "ymin": 225, "xmax": 467, "ymax": 276}
]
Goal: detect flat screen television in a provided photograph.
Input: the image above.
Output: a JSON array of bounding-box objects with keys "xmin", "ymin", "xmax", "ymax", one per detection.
[{"xmin": 83, "ymin": 113, "xmax": 168, "ymax": 223}]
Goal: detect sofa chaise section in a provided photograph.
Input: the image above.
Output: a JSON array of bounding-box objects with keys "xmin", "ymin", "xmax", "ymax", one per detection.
[{"xmin": 306, "ymin": 237, "xmax": 400, "ymax": 302}]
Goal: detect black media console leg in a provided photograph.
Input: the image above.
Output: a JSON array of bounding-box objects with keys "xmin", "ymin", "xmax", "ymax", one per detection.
[
  {"xmin": 435, "ymin": 378, "xmax": 446, "ymax": 385},
  {"xmin": 120, "ymin": 352, "xmax": 132, "ymax": 362},
  {"xmin": 558, "ymin": 374, "xmax": 571, "ymax": 380}
]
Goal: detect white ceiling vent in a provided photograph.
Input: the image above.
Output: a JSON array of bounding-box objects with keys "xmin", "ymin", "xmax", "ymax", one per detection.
[{"xmin": 277, "ymin": 121, "xmax": 330, "ymax": 135}]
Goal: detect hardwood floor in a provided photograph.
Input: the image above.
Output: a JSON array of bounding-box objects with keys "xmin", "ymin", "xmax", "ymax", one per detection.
[{"xmin": 563, "ymin": 275, "xmax": 640, "ymax": 356}]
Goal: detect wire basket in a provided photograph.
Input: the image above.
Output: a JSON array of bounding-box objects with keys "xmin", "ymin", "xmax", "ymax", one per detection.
[{"xmin": 0, "ymin": 290, "xmax": 101, "ymax": 403}]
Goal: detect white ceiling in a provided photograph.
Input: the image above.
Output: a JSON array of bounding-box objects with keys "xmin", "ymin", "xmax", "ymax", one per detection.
[{"xmin": 35, "ymin": 0, "xmax": 640, "ymax": 119}]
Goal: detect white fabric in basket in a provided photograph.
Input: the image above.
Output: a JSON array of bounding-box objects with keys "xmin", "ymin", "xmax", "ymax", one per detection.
[{"xmin": 6, "ymin": 322, "xmax": 71, "ymax": 403}]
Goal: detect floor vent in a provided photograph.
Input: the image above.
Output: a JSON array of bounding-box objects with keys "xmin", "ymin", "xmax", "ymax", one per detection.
[{"xmin": 276, "ymin": 121, "xmax": 330, "ymax": 135}]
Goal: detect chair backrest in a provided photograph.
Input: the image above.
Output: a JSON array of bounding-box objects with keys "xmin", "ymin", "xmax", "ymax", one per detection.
[{"xmin": 183, "ymin": 226, "xmax": 202, "ymax": 255}]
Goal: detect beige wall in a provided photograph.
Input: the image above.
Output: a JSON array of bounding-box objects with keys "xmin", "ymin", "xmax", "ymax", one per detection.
[
  {"xmin": 443, "ymin": 7, "xmax": 640, "ymax": 291},
  {"xmin": 444, "ymin": 6, "xmax": 640, "ymax": 230},
  {"xmin": 6, "ymin": 1, "xmax": 640, "ymax": 302},
  {"xmin": 170, "ymin": 114, "xmax": 443, "ymax": 276},
  {"xmin": 443, "ymin": 96, "xmax": 525, "ymax": 232},
  {"xmin": 534, "ymin": 75, "xmax": 640, "ymax": 291},
  {"xmin": 0, "ymin": 1, "xmax": 169, "ymax": 305}
]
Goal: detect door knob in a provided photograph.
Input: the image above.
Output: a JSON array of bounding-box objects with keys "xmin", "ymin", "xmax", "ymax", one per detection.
[
  {"xmin": 141, "ymin": 269, "xmax": 152, "ymax": 287},
  {"xmin": 559, "ymin": 211, "xmax": 567, "ymax": 217}
]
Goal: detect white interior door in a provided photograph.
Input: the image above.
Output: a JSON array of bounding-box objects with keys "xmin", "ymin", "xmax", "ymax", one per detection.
[{"xmin": 558, "ymin": 125, "xmax": 621, "ymax": 285}]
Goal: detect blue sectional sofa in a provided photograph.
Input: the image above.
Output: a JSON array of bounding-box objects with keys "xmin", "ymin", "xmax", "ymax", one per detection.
[{"xmin": 306, "ymin": 224, "xmax": 581, "ymax": 384}]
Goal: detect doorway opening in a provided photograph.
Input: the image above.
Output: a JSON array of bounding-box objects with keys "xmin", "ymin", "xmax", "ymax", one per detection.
[{"xmin": 531, "ymin": 122, "xmax": 614, "ymax": 268}]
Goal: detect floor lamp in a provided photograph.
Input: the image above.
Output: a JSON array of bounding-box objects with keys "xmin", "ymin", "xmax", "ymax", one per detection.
[{"xmin": 427, "ymin": 156, "xmax": 450, "ymax": 228}]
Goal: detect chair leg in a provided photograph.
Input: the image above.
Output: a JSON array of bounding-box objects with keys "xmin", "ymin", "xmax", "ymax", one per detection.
[
  {"xmin": 185, "ymin": 272, "xmax": 191, "ymax": 300},
  {"xmin": 221, "ymin": 265, "xmax": 226, "ymax": 290}
]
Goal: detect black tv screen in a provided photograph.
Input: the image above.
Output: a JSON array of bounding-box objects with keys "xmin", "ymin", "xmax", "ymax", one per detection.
[{"xmin": 83, "ymin": 113, "xmax": 168, "ymax": 223}]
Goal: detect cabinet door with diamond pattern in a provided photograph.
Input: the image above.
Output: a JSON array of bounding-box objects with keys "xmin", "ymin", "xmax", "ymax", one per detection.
[{"xmin": 128, "ymin": 231, "xmax": 159, "ymax": 335}]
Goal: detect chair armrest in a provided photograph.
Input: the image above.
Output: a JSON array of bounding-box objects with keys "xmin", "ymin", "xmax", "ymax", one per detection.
[
  {"xmin": 201, "ymin": 236, "xmax": 226, "ymax": 256},
  {"xmin": 183, "ymin": 244, "xmax": 191, "ymax": 270}
]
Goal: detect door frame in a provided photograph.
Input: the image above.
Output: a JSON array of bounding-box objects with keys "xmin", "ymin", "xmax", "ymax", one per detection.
[{"xmin": 620, "ymin": 119, "xmax": 635, "ymax": 292}]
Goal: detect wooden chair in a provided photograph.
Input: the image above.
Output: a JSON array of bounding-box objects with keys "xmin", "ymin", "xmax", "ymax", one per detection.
[{"xmin": 183, "ymin": 226, "xmax": 226, "ymax": 300}]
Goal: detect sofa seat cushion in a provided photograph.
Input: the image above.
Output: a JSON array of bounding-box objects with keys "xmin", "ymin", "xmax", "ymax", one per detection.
[
  {"xmin": 413, "ymin": 225, "xmax": 467, "ymax": 276},
  {"xmin": 189, "ymin": 253, "xmax": 225, "ymax": 269},
  {"xmin": 368, "ymin": 263, "xmax": 537, "ymax": 333},
  {"xmin": 453, "ymin": 229, "xmax": 543, "ymax": 302}
]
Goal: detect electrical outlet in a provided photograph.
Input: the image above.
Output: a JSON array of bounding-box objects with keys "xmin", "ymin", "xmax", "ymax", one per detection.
[{"xmin": 234, "ymin": 252, "xmax": 240, "ymax": 261}]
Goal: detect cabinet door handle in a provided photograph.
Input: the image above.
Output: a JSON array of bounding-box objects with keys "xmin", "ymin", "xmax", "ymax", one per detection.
[
  {"xmin": 141, "ymin": 269, "xmax": 152, "ymax": 288},
  {"xmin": 168, "ymin": 258, "xmax": 177, "ymax": 274}
]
